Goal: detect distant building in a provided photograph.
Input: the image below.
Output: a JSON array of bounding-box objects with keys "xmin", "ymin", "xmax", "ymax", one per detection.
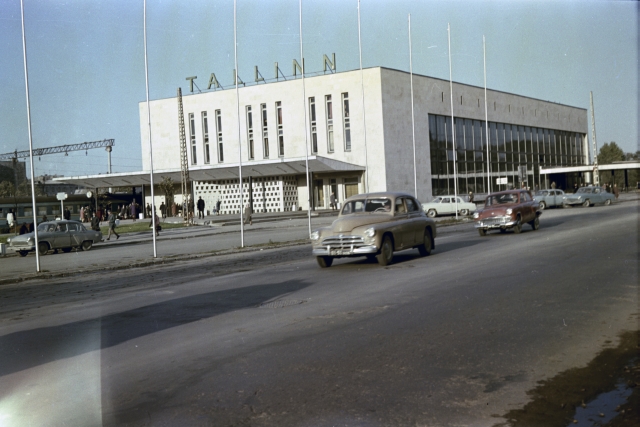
[{"xmin": 0, "ymin": 160, "xmax": 27, "ymax": 187}]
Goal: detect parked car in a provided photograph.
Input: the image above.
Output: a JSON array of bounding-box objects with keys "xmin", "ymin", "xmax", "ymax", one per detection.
[
  {"xmin": 533, "ymin": 189, "xmax": 567, "ymax": 210},
  {"xmin": 473, "ymin": 189, "xmax": 540, "ymax": 236},
  {"xmin": 421, "ymin": 195, "xmax": 476, "ymax": 217},
  {"xmin": 6, "ymin": 220, "xmax": 103, "ymax": 256},
  {"xmin": 310, "ymin": 192, "xmax": 437, "ymax": 267},
  {"xmin": 563, "ymin": 186, "xmax": 615, "ymax": 207}
]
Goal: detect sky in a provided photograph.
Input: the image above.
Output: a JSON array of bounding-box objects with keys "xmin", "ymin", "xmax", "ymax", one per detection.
[{"xmin": 0, "ymin": 0, "xmax": 637, "ymax": 179}]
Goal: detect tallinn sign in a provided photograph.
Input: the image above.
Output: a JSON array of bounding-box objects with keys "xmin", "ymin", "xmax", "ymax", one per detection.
[{"xmin": 184, "ymin": 53, "xmax": 336, "ymax": 93}]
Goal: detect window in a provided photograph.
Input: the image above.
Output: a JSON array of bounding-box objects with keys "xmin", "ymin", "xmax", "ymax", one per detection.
[
  {"xmin": 202, "ymin": 112, "xmax": 210, "ymax": 164},
  {"xmin": 276, "ymin": 101, "xmax": 284, "ymax": 157},
  {"xmin": 189, "ymin": 113, "xmax": 197, "ymax": 165},
  {"xmin": 342, "ymin": 93, "xmax": 351, "ymax": 151},
  {"xmin": 246, "ymin": 106, "xmax": 254, "ymax": 160},
  {"xmin": 325, "ymin": 95, "xmax": 334, "ymax": 152},
  {"xmin": 261, "ymin": 103, "xmax": 269, "ymax": 158},
  {"xmin": 309, "ymin": 97, "xmax": 317, "ymax": 154},
  {"xmin": 215, "ymin": 110, "xmax": 223, "ymax": 162}
]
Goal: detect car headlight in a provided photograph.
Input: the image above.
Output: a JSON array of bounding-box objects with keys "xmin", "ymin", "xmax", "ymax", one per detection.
[
  {"xmin": 27, "ymin": 237, "xmax": 34, "ymax": 244},
  {"xmin": 473, "ymin": 212, "xmax": 479, "ymax": 219},
  {"xmin": 6, "ymin": 238, "xmax": 11, "ymax": 244},
  {"xmin": 506, "ymin": 208, "xmax": 513, "ymax": 215},
  {"xmin": 364, "ymin": 227, "xmax": 376, "ymax": 238},
  {"xmin": 310, "ymin": 231, "xmax": 320, "ymax": 241}
]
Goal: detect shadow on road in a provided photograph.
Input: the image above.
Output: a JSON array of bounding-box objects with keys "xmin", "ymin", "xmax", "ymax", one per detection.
[{"xmin": 0, "ymin": 279, "xmax": 311, "ymax": 377}]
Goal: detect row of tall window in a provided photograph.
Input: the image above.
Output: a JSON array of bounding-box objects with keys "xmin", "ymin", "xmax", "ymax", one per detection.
[
  {"xmin": 310, "ymin": 93, "xmax": 351, "ymax": 154},
  {"xmin": 189, "ymin": 110, "xmax": 223, "ymax": 164},
  {"xmin": 429, "ymin": 114, "xmax": 585, "ymax": 195}
]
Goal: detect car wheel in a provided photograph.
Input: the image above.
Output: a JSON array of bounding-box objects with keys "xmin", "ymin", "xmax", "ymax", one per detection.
[
  {"xmin": 513, "ymin": 218, "xmax": 522, "ymax": 234},
  {"xmin": 460, "ymin": 209, "xmax": 469, "ymax": 216},
  {"xmin": 316, "ymin": 256, "xmax": 333, "ymax": 268},
  {"xmin": 539, "ymin": 201, "xmax": 546, "ymax": 210},
  {"xmin": 81, "ymin": 241, "xmax": 93, "ymax": 251},
  {"xmin": 18, "ymin": 251, "xmax": 28, "ymax": 257},
  {"xmin": 38, "ymin": 242, "xmax": 49, "ymax": 255},
  {"xmin": 376, "ymin": 235, "xmax": 394, "ymax": 266},
  {"xmin": 427, "ymin": 209, "xmax": 437, "ymax": 218},
  {"xmin": 478, "ymin": 229, "xmax": 487, "ymax": 237},
  {"xmin": 530, "ymin": 217, "xmax": 540, "ymax": 230},
  {"xmin": 62, "ymin": 247, "xmax": 72, "ymax": 253},
  {"xmin": 582, "ymin": 199, "xmax": 590, "ymax": 207},
  {"xmin": 604, "ymin": 199, "xmax": 612, "ymax": 206},
  {"xmin": 418, "ymin": 229, "xmax": 433, "ymax": 256}
]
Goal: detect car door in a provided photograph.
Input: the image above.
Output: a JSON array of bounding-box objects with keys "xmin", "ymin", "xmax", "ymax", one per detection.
[
  {"xmin": 520, "ymin": 191, "xmax": 536, "ymax": 221},
  {"xmin": 52, "ymin": 223, "xmax": 71, "ymax": 249},
  {"xmin": 393, "ymin": 197, "xmax": 408, "ymax": 249},
  {"xmin": 404, "ymin": 197, "xmax": 422, "ymax": 246},
  {"xmin": 440, "ymin": 197, "xmax": 453, "ymax": 214},
  {"xmin": 68, "ymin": 223, "xmax": 83, "ymax": 247}
]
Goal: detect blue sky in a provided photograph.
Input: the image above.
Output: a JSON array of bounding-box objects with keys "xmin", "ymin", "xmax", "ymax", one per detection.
[{"xmin": 0, "ymin": 0, "xmax": 637, "ymax": 178}]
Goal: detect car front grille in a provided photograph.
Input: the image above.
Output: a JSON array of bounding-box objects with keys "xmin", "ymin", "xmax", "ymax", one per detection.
[
  {"xmin": 10, "ymin": 241, "xmax": 30, "ymax": 247},
  {"xmin": 321, "ymin": 235, "xmax": 366, "ymax": 249},
  {"xmin": 481, "ymin": 217, "xmax": 509, "ymax": 226}
]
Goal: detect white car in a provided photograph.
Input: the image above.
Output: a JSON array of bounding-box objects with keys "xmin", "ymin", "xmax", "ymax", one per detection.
[{"xmin": 421, "ymin": 196, "xmax": 476, "ymax": 217}]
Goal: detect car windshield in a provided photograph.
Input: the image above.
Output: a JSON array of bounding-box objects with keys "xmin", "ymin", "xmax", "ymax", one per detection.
[
  {"xmin": 577, "ymin": 187, "xmax": 592, "ymax": 194},
  {"xmin": 485, "ymin": 194, "xmax": 518, "ymax": 206},
  {"xmin": 341, "ymin": 197, "xmax": 392, "ymax": 214},
  {"xmin": 431, "ymin": 197, "xmax": 443, "ymax": 203},
  {"xmin": 535, "ymin": 190, "xmax": 548, "ymax": 196},
  {"xmin": 37, "ymin": 223, "xmax": 56, "ymax": 232}
]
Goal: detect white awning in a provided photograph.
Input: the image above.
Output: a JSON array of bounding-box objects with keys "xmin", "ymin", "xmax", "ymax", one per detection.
[{"xmin": 540, "ymin": 162, "xmax": 640, "ymax": 174}]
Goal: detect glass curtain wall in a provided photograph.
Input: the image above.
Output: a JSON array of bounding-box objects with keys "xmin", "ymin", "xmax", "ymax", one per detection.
[{"xmin": 429, "ymin": 114, "xmax": 584, "ymax": 195}]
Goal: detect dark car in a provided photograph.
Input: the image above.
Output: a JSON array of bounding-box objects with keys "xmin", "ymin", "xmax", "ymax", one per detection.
[
  {"xmin": 6, "ymin": 220, "xmax": 103, "ymax": 256},
  {"xmin": 473, "ymin": 189, "xmax": 541, "ymax": 236}
]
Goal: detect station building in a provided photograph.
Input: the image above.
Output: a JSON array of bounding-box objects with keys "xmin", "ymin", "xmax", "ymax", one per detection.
[{"xmin": 58, "ymin": 66, "xmax": 591, "ymax": 214}]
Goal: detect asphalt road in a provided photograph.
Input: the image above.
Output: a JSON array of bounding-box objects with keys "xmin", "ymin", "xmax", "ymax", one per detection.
[{"xmin": 0, "ymin": 201, "xmax": 637, "ymax": 426}]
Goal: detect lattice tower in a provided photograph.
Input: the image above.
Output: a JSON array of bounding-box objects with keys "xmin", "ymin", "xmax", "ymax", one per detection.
[{"xmin": 177, "ymin": 87, "xmax": 191, "ymax": 223}]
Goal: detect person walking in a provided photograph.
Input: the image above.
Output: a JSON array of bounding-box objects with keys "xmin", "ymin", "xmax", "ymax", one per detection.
[
  {"xmin": 154, "ymin": 211, "xmax": 161, "ymax": 237},
  {"xmin": 106, "ymin": 210, "xmax": 120, "ymax": 240},
  {"xmin": 79, "ymin": 206, "xmax": 85, "ymax": 223},
  {"xmin": 130, "ymin": 201, "xmax": 137, "ymax": 222},
  {"xmin": 160, "ymin": 201, "xmax": 166, "ymax": 218},
  {"xmin": 90, "ymin": 212, "xmax": 101, "ymax": 232},
  {"xmin": 215, "ymin": 199, "xmax": 221, "ymax": 215},
  {"xmin": 243, "ymin": 202, "xmax": 252, "ymax": 225},
  {"xmin": 329, "ymin": 192, "xmax": 336, "ymax": 210},
  {"xmin": 146, "ymin": 203, "xmax": 151, "ymax": 218},
  {"xmin": 468, "ymin": 191, "xmax": 474, "ymax": 203},
  {"xmin": 63, "ymin": 207, "xmax": 71, "ymax": 221},
  {"xmin": 197, "ymin": 196, "xmax": 205, "ymax": 219},
  {"xmin": 613, "ymin": 184, "xmax": 620, "ymax": 200}
]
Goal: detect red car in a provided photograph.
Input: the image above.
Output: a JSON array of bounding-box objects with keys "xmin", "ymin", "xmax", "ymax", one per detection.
[{"xmin": 473, "ymin": 189, "xmax": 541, "ymax": 236}]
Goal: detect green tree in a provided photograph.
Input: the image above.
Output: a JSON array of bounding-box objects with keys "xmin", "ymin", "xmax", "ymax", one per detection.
[
  {"xmin": 597, "ymin": 142, "xmax": 637, "ymax": 190},
  {"xmin": 597, "ymin": 142, "xmax": 625, "ymax": 164},
  {"xmin": 158, "ymin": 176, "xmax": 176, "ymax": 216}
]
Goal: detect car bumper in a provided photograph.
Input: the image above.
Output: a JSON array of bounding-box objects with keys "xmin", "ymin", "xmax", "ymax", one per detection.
[
  {"xmin": 7, "ymin": 244, "xmax": 35, "ymax": 253},
  {"xmin": 474, "ymin": 217, "xmax": 518, "ymax": 229},
  {"xmin": 312, "ymin": 245, "xmax": 378, "ymax": 257}
]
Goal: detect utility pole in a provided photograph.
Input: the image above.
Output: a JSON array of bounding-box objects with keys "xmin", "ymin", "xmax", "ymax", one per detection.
[
  {"xmin": 590, "ymin": 91, "xmax": 599, "ymax": 185},
  {"xmin": 177, "ymin": 88, "xmax": 191, "ymax": 224}
]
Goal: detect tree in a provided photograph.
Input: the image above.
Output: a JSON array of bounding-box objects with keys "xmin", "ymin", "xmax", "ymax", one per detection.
[
  {"xmin": 158, "ymin": 176, "xmax": 176, "ymax": 216},
  {"xmin": 597, "ymin": 142, "xmax": 625, "ymax": 164},
  {"xmin": 597, "ymin": 142, "xmax": 637, "ymax": 190}
]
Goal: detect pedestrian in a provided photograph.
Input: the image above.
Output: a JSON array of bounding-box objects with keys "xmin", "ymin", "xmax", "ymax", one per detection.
[
  {"xmin": 6, "ymin": 209, "xmax": 15, "ymax": 229},
  {"xmin": 243, "ymin": 202, "xmax": 252, "ymax": 225},
  {"xmin": 551, "ymin": 181, "xmax": 556, "ymax": 189},
  {"xmin": 171, "ymin": 202, "xmax": 177, "ymax": 217},
  {"xmin": 63, "ymin": 207, "xmax": 71, "ymax": 221},
  {"xmin": 197, "ymin": 196, "xmax": 205, "ymax": 219},
  {"xmin": 330, "ymin": 192, "xmax": 336, "ymax": 210},
  {"xmin": 130, "ymin": 200, "xmax": 137, "ymax": 222},
  {"xmin": 79, "ymin": 206, "xmax": 85, "ymax": 223},
  {"xmin": 613, "ymin": 184, "xmax": 619, "ymax": 200},
  {"xmin": 41, "ymin": 214, "xmax": 48, "ymax": 223},
  {"xmin": 106, "ymin": 210, "xmax": 120, "ymax": 240},
  {"xmin": 468, "ymin": 191, "xmax": 474, "ymax": 203},
  {"xmin": 160, "ymin": 201, "xmax": 167, "ymax": 218},
  {"xmin": 146, "ymin": 203, "xmax": 151, "ymax": 218},
  {"xmin": 90, "ymin": 212, "xmax": 101, "ymax": 232},
  {"xmin": 153, "ymin": 211, "xmax": 161, "ymax": 236},
  {"xmin": 188, "ymin": 197, "xmax": 195, "ymax": 220},
  {"xmin": 19, "ymin": 223, "xmax": 28, "ymax": 235},
  {"xmin": 215, "ymin": 200, "xmax": 221, "ymax": 215},
  {"xmin": 573, "ymin": 183, "xmax": 578, "ymax": 193}
]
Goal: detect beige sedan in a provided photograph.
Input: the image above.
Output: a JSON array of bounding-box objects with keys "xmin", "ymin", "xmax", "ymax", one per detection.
[{"xmin": 310, "ymin": 192, "xmax": 437, "ymax": 267}]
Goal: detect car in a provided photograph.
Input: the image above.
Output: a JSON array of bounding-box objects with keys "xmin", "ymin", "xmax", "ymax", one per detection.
[
  {"xmin": 533, "ymin": 189, "xmax": 567, "ymax": 210},
  {"xmin": 563, "ymin": 186, "xmax": 615, "ymax": 207},
  {"xmin": 473, "ymin": 189, "xmax": 541, "ymax": 236},
  {"xmin": 6, "ymin": 219, "xmax": 103, "ymax": 257},
  {"xmin": 421, "ymin": 195, "xmax": 476, "ymax": 217},
  {"xmin": 310, "ymin": 192, "xmax": 437, "ymax": 267}
]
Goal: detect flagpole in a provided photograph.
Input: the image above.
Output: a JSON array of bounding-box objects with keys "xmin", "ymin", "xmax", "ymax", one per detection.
[
  {"xmin": 409, "ymin": 14, "xmax": 417, "ymax": 199},
  {"xmin": 357, "ymin": 0, "xmax": 369, "ymax": 193},
  {"xmin": 20, "ymin": 0, "xmax": 40, "ymax": 272},
  {"xmin": 299, "ymin": 0, "xmax": 311, "ymax": 235},
  {"xmin": 448, "ymin": 23, "xmax": 458, "ymax": 219},
  {"xmin": 234, "ymin": 0, "xmax": 245, "ymax": 247},
  {"xmin": 143, "ymin": 0, "xmax": 157, "ymax": 257},
  {"xmin": 483, "ymin": 35, "xmax": 491, "ymax": 194}
]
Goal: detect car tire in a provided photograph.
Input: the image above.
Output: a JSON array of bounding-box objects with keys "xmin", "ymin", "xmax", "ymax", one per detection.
[
  {"xmin": 460, "ymin": 209, "xmax": 469, "ymax": 216},
  {"xmin": 62, "ymin": 247, "xmax": 72, "ymax": 253},
  {"xmin": 18, "ymin": 251, "xmax": 28, "ymax": 257},
  {"xmin": 513, "ymin": 218, "xmax": 522, "ymax": 234},
  {"xmin": 604, "ymin": 199, "xmax": 612, "ymax": 206},
  {"xmin": 81, "ymin": 241, "xmax": 93, "ymax": 251},
  {"xmin": 316, "ymin": 256, "xmax": 333, "ymax": 268},
  {"xmin": 418, "ymin": 229, "xmax": 433, "ymax": 256},
  {"xmin": 376, "ymin": 235, "xmax": 394, "ymax": 266},
  {"xmin": 582, "ymin": 199, "xmax": 590, "ymax": 207},
  {"xmin": 530, "ymin": 217, "xmax": 540, "ymax": 230},
  {"xmin": 478, "ymin": 229, "xmax": 487, "ymax": 237},
  {"xmin": 38, "ymin": 242, "xmax": 49, "ymax": 255},
  {"xmin": 427, "ymin": 209, "xmax": 437, "ymax": 218},
  {"xmin": 539, "ymin": 201, "xmax": 546, "ymax": 210}
]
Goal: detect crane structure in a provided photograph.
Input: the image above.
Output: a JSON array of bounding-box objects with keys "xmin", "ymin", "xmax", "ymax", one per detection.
[
  {"xmin": 0, "ymin": 139, "xmax": 115, "ymax": 162},
  {"xmin": 589, "ymin": 92, "xmax": 599, "ymax": 186},
  {"xmin": 177, "ymin": 88, "xmax": 192, "ymax": 224}
]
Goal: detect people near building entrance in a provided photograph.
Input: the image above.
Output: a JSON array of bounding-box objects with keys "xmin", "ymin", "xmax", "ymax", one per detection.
[
  {"xmin": 90, "ymin": 212, "xmax": 100, "ymax": 232},
  {"xmin": 243, "ymin": 202, "xmax": 252, "ymax": 225},
  {"xmin": 573, "ymin": 183, "xmax": 578, "ymax": 193},
  {"xmin": 188, "ymin": 197, "xmax": 195, "ymax": 220},
  {"xmin": 63, "ymin": 207, "xmax": 71, "ymax": 221},
  {"xmin": 130, "ymin": 200, "xmax": 137, "ymax": 222},
  {"xmin": 215, "ymin": 200, "xmax": 221, "ymax": 215},
  {"xmin": 160, "ymin": 201, "xmax": 167, "ymax": 218},
  {"xmin": 550, "ymin": 181, "xmax": 556, "ymax": 189},
  {"xmin": 41, "ymin": 214, "xmax": 48, "ymax": 223},
  {"xmin": 329, "ymin": 192, "xmax": 336, "ymax": 210},
  {"xmin": 171, "ymin": 202, "xmax": 177, "ymax": 217},
  {"xmin": 106, "ymin": 210, "xmax": 120, "ymax": 241},
  {"xmin": 79, "ymin": 206, "xmax": 85, "ymax": 223},
  {"xmin": 613, "ymin": 184, "xmax": 619, "ymax": 199},
  {"xmin": 153, "ymin": 211, "xmax": 161, "ymax": 237},
  {"xmin": 19, "ymin": 223, "xmax": 28, "ymax": 235},
  {"xmin": 197, "ymin": 196, "xmax": 205, "ymax": 219},
  {"xmin": 6, "ymin": 209, "xmax": 15, "ymax": 228},
  {"xmin": 468, "ymin": 191, "xmax": 474, "ymax": 203},
  {"xmin": 146, "ymin": 203, "xmax": 151, "ymax": 218}
]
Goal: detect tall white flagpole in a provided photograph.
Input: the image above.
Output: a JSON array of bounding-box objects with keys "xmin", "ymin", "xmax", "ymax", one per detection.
[
  {"xmin": 448, "ymin": 23, "xmax": 458, "ymax": 219},
  {"xmin": 299, "ymin": 0, "xmax": 311, "ymax": 235},
  {"xmin": 20, "ymin": 0, "xmax": 40, "ymax": 272},
  {"xmin": 357, "ymin": 0, "xmax": 370, "ymax": 193},
  {"xmin": 143, "ymin": 0, "xmax": 157, "ymax": 257},
  {"xmin": 409, "ymin": 14, "xmax": 417, "ymax": 199},
  {"xmin": 483, "ymin": 35, "xmax": 491, "ymax": 194},
  {"xmin": 234, "ymin": 0, "xmax": 245, "ymax": 247}
]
